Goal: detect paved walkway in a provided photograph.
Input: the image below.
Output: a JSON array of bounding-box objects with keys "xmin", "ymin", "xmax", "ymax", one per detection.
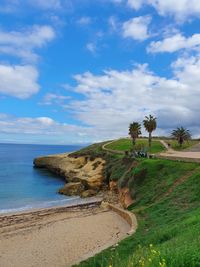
[
  {"xmin": 103, "ymin": 138, "xmax": 200, "ymax": 163},
  {"xmin": 158, "ymin": 140, "xmax": 200, "ymax": 163}
]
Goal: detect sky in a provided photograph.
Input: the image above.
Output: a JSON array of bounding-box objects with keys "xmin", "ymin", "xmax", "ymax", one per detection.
[{"xmin": 1, "ymin": 0, "xmax": 200, "ymax": 144}]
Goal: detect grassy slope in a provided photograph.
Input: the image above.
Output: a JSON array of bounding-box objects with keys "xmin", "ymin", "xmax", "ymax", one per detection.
[
  {"xmin": 71, "ymin": 143, "xmax": 200, "ymax": 267},
  {"xmin": 105, "ymin": 138, "xmax": 165, "ymax": 154},
  {"xmin": 168, "ymin": 140, "xmax": 199, "ymax": 151}
]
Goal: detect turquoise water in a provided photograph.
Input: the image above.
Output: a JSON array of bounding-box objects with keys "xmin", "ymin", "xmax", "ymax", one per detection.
[{"xmin": 0, "ymin": 143, "xmax": 84, "ymax": 214}]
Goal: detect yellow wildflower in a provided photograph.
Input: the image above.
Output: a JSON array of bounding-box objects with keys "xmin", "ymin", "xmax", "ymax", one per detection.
[{"xmin": 151, "ymin": 249, "xmax": 157, "ymax": 255}]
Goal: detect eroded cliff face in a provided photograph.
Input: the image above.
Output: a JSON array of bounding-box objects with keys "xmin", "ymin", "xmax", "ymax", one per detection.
[
  {"xmin": 34, "ymin": 153, "xmax": 135, "ymax": 207},
  {"xmin": 109, "ymin": 181, "xmax": 134, "ymax": 208},
  {"xmin": 34, "ymin": 154, "xmax": 106, "ymax": 197}
]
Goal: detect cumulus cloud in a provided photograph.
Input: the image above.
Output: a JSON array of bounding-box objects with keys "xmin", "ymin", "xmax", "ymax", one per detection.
[
  {"xmin": 3, "ymin": 56, "xmax": 200, "ymax": 140},
  {"xmin": 0, "ymin": 113, "xmax": 96, "ymax": 144},
  {"xmin": 0, "ymin": 64, "xmax": 39, "ymax": 99},
  {"xmin": 0, "ymin": 25, "xmax": 55, "ymax": 62},
  {"xmin": 122, "ymin": 16, "xmax": 151, "ymax": 41},
  {"xmin": 0, "ymin": 114, "xmax": 66, "ymax": 134},
  {"xmin": 127, "ymin": 0, "xmax": 200, "ymax": 20},
  {"xmin": 62, "ymin": 55, "xmax": 200, "ymax": 139},
  {"xmin": 148, "ymin": 33, "xmax": 200, "ymax": 53},
  {"xmin": 149, "ymin": 0, "xmax": 200, "ymax": 20}
]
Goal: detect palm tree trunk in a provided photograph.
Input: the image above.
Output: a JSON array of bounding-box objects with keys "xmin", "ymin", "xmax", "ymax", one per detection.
[
  {"xmin": 149, "ymin": 132, "xmax": 152, "ymax": 149},
  {"xmin": 132, "ymin": 138, "xmax": 136, "ymax": 151}
]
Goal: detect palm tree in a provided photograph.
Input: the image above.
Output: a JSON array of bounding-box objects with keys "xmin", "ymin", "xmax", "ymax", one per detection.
[
  {"xmin": 128, "ymin": 122, "xmax": 142, "ymax": 150},
  {"xmin": 171, "ymin": 127, "xmax": 191, "ymax": 147},
  {"xmin": 143, "ymin": 115, "xmax": 157, "ymax": 149}
]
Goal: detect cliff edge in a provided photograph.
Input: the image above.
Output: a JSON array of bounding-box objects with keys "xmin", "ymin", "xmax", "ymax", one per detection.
[{"xmin": 34, "ymin": 153, "xmax": 106, "ymax": 197}]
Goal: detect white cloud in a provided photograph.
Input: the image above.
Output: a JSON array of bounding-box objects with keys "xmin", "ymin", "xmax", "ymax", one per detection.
[
  {"xmin": 108, "ymin": 16, "xmax": 118, "ymax": 32},
  {"xmin": 148, "ymin": 33, "xmax": 200, "ymax": 53},
  {"xmin": 2, "ymin": 55, "xmax": 200, "ymax": 141},
  {"xmin": 40, "ymin": 93, "xmax": 70, "ymax": 105},
  {"xmin": 0, "ymin": 25, "xmax": 55, "ymax": 63},
  {"xmin": 62, "ymin": 55, "xmax": 200, "ymax": 139},
  {"xmin": 86, "ymin": 43, "xmax": 96, "ymax": 54},
  {"xmin": 0, "ymin": 64, "xmax": 39, "ymax": 99},
  {"xmin": 127, "ymin": 0, "xmax": 200, "ymax": 20},
  {"xmin": 77, "ymin": 16, "xmax": 91, "ymax": 26},
  {"xmin": 0, "ymin": 115, "xmax": 59, "ymax": 135},
  {"xmin": 122, "ymin": 16, "xmax": 151, "ymax": 41},
  {"xmin": 0, "ymin": 114, "xmax": 94, "ymax": 144},
  {"xmin": 149, "ymin": 0, "xmax": 200, "ymax": 20},
  {"xmin": 127, "ymin": 0, "xmax": 144, "ymax": 10}
]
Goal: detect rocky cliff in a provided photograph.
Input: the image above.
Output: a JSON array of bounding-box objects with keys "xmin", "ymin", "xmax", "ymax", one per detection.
[{"xmin": 33, "ymin": 153, "xmax": 106, "ymax": 197}]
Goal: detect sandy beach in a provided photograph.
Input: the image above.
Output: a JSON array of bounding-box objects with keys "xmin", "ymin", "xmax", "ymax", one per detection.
[{"xmin": 0, "ymin": 204, "xmax": 130, "ymax": 267}]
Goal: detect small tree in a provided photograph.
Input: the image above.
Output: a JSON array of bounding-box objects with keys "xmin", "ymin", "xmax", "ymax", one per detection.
[
  {"xmin": 129, "ymin": 122, "xmax": 142, "ymax": 151},
  {"xmin": 171, "ymin": 127, "xmax": 191, "ymax": 147},
  {"xmin": 143, "ymin": 115, "xmax": 157, "ymax": 149}
]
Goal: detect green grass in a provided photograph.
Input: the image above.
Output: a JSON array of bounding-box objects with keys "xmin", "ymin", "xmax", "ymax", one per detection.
[
  {"xmin": 105, "ymin": 138, "xmax": 165, "ymax": 154},
  {"xmin": 168, "ymin": 140, "xmax": 199, "ymax": 151},
  {"xmin": 74, "ymin": 158, "xmax": 200, "ymax": 267}
]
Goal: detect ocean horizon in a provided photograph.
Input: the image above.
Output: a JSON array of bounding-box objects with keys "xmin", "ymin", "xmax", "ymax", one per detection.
[{"xmin": 0, "ymin": 143, "xmax": 86, "ymax": 214}]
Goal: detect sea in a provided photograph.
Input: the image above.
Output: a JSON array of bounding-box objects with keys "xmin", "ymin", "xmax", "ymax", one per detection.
[{"xmin": 0, "ymin": 143, "xmax": 86, "ymax": 214}]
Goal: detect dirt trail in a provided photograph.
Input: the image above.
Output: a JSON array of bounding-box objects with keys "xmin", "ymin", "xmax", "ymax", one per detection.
[{"xmin": 159, "ymin": 140, "xmax": 174, "ymax": 152}]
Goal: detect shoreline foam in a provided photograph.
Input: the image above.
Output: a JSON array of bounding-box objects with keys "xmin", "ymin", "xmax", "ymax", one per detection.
[{"xmin": 0, "ymin": 196, "xmax": 103, "ymax": 216}]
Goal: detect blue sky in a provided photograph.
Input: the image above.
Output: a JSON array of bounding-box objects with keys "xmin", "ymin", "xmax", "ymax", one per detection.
[{"xmin": 1, "ymin": 0, "xmax": 200, "ymax": 144}]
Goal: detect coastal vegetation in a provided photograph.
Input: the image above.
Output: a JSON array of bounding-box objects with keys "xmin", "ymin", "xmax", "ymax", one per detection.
[
  {"xmin": 34, "ymin": 117, "xmax": 200, "ymax": 266},
  {"xmin": 128, "ymin": 115, "xmax": 157, "ymax": 152},
  {"xmin": 143, "ymin": 115, "xmax": 157, "ymax": 149},
  {"xmin": 167, "ymin": 139, "xmax": 199, "ymax": 151},
  {"xmin": 171, "ymin": 127, "xmax": 191, "ymax": 147},
  {"xmin": 73, "ymin": 141, "xmax": 200, "ymax": 267},
  {"xmin": 104, "ymin": 138, "xmax": 165, "ymax": 154},
  {"xmin": 128, "ymin": 122, "xmax": 142, "ymax": 151}
]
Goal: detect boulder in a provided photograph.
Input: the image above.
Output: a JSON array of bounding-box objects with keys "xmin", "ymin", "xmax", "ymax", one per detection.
[
  {"xmin": 80, "ymin": 189, "xmax": 98, "ymax": 198},
  {"xmin": 58, "ymin": 182, "xmax": 85, "ymax": 196}
]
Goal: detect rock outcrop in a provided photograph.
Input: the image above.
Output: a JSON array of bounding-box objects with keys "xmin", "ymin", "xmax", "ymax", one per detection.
[
  {"xmin": 119, "ymin": 187, "xmax": 134, "ymax": 209},
  {"xmin": 34, "ymin": 153, "xmax": 106, "ymax": 197},
  {"xmin": 58, "ymin": 182, "xmax": 85, "ymax": 196}
]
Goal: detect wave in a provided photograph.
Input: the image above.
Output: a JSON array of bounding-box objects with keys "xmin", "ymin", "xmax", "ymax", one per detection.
[{"xmin": 0, "ymin": 196, "xmax": 82, "ymax": 214}]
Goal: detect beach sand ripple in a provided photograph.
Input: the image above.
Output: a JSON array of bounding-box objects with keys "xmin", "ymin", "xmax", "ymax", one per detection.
[{"xmin": 0, "ymin": 206, "xmax": 130, "ymax": 267}]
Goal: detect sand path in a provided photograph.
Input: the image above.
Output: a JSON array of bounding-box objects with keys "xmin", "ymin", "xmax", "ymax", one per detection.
[
  {"xmin": 158, "ymin": 140, "xmax": 200, "ymax": 162},
  {"xmin": 0, "ymin": 206, "xmax": 130, "ymax": 267}
]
